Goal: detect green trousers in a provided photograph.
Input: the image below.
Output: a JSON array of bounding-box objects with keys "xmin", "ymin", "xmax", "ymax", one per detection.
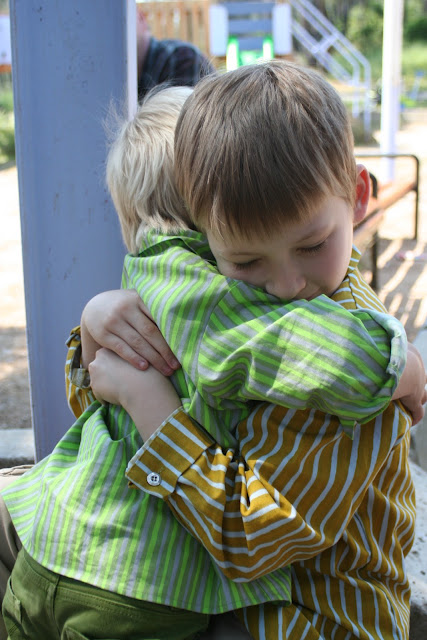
[{"xmin": 2, "ymin": 549, "xmax": 209, "ymax": 640}]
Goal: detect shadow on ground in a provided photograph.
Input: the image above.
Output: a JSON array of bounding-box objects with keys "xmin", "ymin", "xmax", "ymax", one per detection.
[{"xmin": 360, "ymin": 237, "xmax": 427, "ymax": 342}]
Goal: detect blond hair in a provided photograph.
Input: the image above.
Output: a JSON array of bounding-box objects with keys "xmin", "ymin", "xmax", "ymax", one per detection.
[
  {"xmin": 175, "ymin": 60, "xmax": 356, "ymax": 238},
  {"xmin": 106, "ymin": 86, "xmax": 194, "ymax": 254}
]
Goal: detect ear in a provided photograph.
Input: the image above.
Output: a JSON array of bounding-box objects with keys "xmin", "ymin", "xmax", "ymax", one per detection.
[{"xmin": 353, "ymin": 164, "xmax": 370, "ymax": 225}]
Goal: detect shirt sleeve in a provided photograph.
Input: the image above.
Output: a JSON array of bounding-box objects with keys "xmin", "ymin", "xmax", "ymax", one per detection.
[
  {"xmin": 65, "ymin": 326, "xmax": 96, "ymax": 419},
  {"xmin": 126, "ymin": 402, "xmax": 413, "ymax": 581},
  {"xmin": 190, "ymin": 285, "xmax": 407, "ymax": 433}
]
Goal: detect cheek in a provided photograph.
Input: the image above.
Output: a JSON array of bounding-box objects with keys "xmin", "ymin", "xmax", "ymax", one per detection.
[
  {"xmin": 311, "ymin": 255, "xmax": 339, "ymax": 285},
  {"xmin": 320, "ymin": 233, "xmax": 352, "ymax": 288},
  {"xmin": 307, "ymin": 243, "xmax": 350, "ymax": 293},
  {"xmin": 215, "ymin": 259, "xmax": 233, "ymax": 278},
  {"xmin": 217, "ymin": 261, "xmax": 265, "ymax": 288}
]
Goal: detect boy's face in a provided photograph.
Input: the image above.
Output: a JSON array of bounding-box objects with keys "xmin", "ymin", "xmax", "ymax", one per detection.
[{"xmin": 207, "ymin": 195, "xmax": 358, "ymax": 301}]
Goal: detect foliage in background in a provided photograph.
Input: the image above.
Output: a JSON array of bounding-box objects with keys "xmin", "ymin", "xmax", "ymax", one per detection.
[
  {"xmin": 313, "ymin": 1, "xmax": 427, "ymax": 49},
  {"xmin": 346, "ymin": 2, "xmax": 383, "ymax": 52},
  {"xmin": 404, "ymin": 15, "xmax": 427, "ymax": 42},
  {"xmin": 0, "ymin": 75, "xmax": 14, "ymax": 165},
  {"xmin": 0, "ymin": 114, "xmax": 15, "ymax": 164},
  {"xmin": 314, "ymin": 0, "xmax": 427, "ymax": 42},
  {"xmin": 312, "ymin": 0, "xmax": 427, "ymax": 103},
  {"xmin": 0, "ymin": 0, "xmax": 13, "ymax": 164}
]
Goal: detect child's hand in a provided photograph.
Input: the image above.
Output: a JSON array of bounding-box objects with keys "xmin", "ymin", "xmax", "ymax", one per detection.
[
  {"xmin": 393, "ymin": 343, "xmax": 427, "ymax": 424},
  {"xmin": 89, "ymin": 347, "xmax": 135, "ymax": 406},
  {"xmin": 399, "ymin": 386, "xmax": 427, "ymax": 425},
  {"xmin": 89, "ymin": 348, "xmax": 181, "ymax": 440},
  {"xmin": 80, "ymin": 289, "xmax": 180, "ymax": 376}
]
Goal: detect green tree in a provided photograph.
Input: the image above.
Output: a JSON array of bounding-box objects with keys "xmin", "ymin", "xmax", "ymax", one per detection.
[
  {"xmin": 312, "ymin": 0, "xmax": 368, "ymax": 34},
  {"xmin": 404, "ymin": 0, "xmax": 427, "ymax": 42},
  {"xmin": 346, "ymin": 2, "xmax": 383, "ymax": 52}
]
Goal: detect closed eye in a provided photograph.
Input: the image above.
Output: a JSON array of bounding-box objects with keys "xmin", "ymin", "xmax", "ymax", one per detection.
[
  {"xmin": 299, "ymin": 240, "xmax": 326, "ymax": 255},
  {"xmin": 232, "ymin": 259, "xmax": 259, "ymax": 271}
]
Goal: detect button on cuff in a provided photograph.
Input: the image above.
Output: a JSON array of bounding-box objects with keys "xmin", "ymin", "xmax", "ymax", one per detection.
[{"xmin": 147, "ymin": 472, "xmax": 161, "ymax": 487}]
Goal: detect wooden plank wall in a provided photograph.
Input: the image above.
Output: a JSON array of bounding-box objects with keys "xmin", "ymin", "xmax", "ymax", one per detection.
[{"xmin": 139, "ymin": 1, "xmax": 211, "ymax": 56}]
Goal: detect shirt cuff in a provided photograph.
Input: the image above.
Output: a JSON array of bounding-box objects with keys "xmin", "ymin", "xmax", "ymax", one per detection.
[
  {"xmin": 66, "ymin": 326, "xmax": 91, "ymax": 389},
  {"xmin": 383, "ymin": 314, "xmax": 408, "ymax": 390},
  {"xmin": 339, "ymin": 312, "xmax": 407, "ymax": 437},
  {"xmin": 125, "ymin": 407, "xmax": 214, "ymax": 498}
]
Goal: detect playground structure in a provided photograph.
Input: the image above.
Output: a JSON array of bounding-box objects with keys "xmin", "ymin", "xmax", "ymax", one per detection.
[{"xmin": 209, "ymin": 2, "xmax": 291, "ymax": 70}]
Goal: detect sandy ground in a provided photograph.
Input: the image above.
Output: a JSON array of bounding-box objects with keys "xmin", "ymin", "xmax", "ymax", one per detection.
[
  {"xmin": 1, "ymin": 109, "xmax": 427, "ymax": 431},
  {"xmin": 0, "ymin": 164, "xmax": 30, "ymax": 431}
]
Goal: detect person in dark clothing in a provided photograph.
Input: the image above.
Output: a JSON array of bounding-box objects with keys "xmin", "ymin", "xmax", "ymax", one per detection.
[{"xmin": 136, "ymin": 9, "xmax": 215, "ymax": 100}]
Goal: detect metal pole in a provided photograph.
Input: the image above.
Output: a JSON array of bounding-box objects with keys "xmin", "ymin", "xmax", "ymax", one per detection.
[
  {"xmin": 380, "ymin": 0, "xmax": 403, "ymax": 181},
  {"xmin": 10, "ymin": 0, "xmax": 136, "ymax": 459}
]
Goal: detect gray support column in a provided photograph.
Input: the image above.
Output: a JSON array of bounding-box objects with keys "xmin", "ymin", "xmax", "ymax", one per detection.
[{"xmin": 10, "ymin": 0, "xmax": 136, "ymax": 459}]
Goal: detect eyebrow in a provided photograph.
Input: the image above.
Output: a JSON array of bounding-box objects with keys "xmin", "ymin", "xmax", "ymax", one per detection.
[
  {"xmin": 296, "ymin": 229, "xmax": 328, "ymax": 244},
  {"xmin": 226, "ymin": 251, "xmax": 258, "ymax": 258},
  {"xmin": 226, "ymin": 228, "xmax": 328, "ymax": 255}
]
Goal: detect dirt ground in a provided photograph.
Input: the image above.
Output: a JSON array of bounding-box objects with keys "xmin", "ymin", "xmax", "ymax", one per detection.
[
  {"xmin": 1, "ymin": 109, "xmax": 427, "ymax": 431},
  {"xmin": 0, "ymin": 163, "xmax": 30, "ymax": 431}
]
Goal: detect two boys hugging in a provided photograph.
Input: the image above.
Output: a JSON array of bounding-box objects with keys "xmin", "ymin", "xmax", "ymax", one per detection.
[{"xmin": 2, "ymin": 62, "xmax": 425, "ymax": 640}]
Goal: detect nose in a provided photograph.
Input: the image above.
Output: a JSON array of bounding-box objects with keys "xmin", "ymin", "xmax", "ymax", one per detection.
[{"xmin": 265, "ymin": 263, "xmax": 306, "ymax": 301}]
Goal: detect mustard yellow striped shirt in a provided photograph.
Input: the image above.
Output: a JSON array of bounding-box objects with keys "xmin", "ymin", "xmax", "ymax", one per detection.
[{"xmin": 125, "ymin": 258, "xmax": 415, "ymax": 639}]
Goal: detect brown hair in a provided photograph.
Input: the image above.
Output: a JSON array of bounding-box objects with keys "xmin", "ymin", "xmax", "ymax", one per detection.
[
  {"xmin": 175, "ymin": 60, "xmax": 356, "ymax": 238},
  {"xmin": 106, "ymin": 86, "xmax": 193, "ymax": 254}
]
